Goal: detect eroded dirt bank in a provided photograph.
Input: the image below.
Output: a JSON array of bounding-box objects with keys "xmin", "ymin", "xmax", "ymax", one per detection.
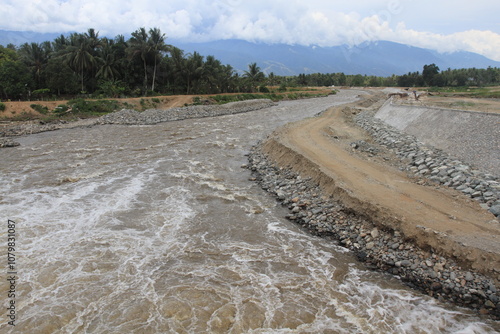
[{"xmin": 249, "ymin": 91, "xmax": 500, "ymax": 317}]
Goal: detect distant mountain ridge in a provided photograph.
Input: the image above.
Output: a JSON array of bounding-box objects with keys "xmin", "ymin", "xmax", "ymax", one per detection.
[
  {"xmin": 2, "ymin": 30, "xmax": 499, "ymax": 76},
  {"xmin": 173, "ymin": 39, "xmax": 500, "ymax": 76}
]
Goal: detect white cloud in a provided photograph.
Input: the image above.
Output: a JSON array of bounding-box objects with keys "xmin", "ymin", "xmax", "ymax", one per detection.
[
  {"xmin": 388, "ymin": 24, "xmax": 500, "ymax": 61},
  {"xmin": 1, "ymin": 0, "xmax": 499, "ymax": 60}
]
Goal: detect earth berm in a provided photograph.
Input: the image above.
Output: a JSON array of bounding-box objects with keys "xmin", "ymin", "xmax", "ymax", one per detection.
[{"xmin": 247, "ymin": 91, "xmax": 500, "ymax": 318}]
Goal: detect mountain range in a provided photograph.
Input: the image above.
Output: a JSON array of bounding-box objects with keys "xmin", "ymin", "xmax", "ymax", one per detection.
[
  {"xmin": 2, "ymin": 30, "xmax": 500, "ymax": 76},
  {"xmin": 173, "ymin": 39, "xmax": 500, "ymax": 76}
]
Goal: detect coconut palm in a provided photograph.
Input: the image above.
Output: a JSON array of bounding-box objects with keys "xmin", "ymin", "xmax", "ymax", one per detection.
[
  {"xmin": 18, "ymin": 42, "xmax": 50, "ymax": 88},
  {"xmin": 148, "ymin": 27, "xmax": 169, "ymax": 92},
  {"xmin": 185, "ymin": 52, "xmax": 204, "ymax": 94},
  {"xmin": 96, "ymin": 40, "xmax": 120, "ymax": 81},
  {"xmin": 243, "ymin": 62, "xmax": 265, "ymax": 92},
  {"xmin": 60, "ymin": 30, "xmax": 102, "ymax": 93},
  {"xmin": 128, "ymin": 27, "xmax": 150, "ymax": 93},
  {"xmin": 66, "ymin": 36, "xmax": 95, "ymax": 92}
]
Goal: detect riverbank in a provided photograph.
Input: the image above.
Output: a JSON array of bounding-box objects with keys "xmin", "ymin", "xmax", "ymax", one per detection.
[
  {"xmin": 246, "ymin": 93, "xmax": 500, "ymax": 318},
  {"xmin": 0, "ymin": 99, "xmax": 277, "ymax": 147}
]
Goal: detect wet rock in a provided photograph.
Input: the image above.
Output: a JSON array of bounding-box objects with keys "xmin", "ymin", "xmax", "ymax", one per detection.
[
  {"xmin": 0, "ymin": 138, "xmax": 20, "ymax": 148},
  {"xmin": 246, "ymin": 140, "xmax": 500, "ymax": 320}
]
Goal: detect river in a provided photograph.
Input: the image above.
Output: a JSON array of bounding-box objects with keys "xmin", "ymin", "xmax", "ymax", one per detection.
[{"xmin": 1, "ymin": 91, "xmax": 499, "ymax": 333}]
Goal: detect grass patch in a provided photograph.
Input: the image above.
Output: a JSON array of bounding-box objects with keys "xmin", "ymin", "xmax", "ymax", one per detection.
[
  {"xmin": 211, "ymin": 91, "xmax": 334, "ymax": 104},
  {"xmin": 139, "ymin": 98, "xmax": 160, "ymax": 111},
  {"xmin": 30, "ymin": 104, "xmax": 50, "ymax": 114},
  {"xmin": 3, "ymin": 111, "xmax": 38, "ymax": 121},
  {"xmin": 66, "ymin": 99, "xmax": 122, "ymax": 115},
  {"xmin": 428, "ymin": 86, "xmax": 500, "ymax": 98}
]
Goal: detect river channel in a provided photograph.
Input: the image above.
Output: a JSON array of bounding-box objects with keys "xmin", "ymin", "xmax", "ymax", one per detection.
[{"xmin": 1, "ymin": 91, "xmax": 499, "ymax": 333}]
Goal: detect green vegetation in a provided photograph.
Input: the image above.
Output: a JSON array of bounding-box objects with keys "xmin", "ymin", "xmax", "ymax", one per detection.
[
  {"xmin": 212, "ymin": 94, "xmax": 274, "ymax": 104},
  {"xmin": 428, "ymin": 86, "xmax": 500, "ymax": 98},
  {"xmin": 30, "ymin": 103, "xmax": 49, "ymax": 114},
  {"xmin": 66, "ymin": 99, "xmax": 121, "ymax": 115},
  {"xmin": 54, "ymin": 104, "xmax": 70, "ymax": 113},
  {"xmin": 0, "ymin": 26, "xmax": 499, "ymax": 103},
  {"xmin": 32, "ymin": 88, "xmax": 50, "ymax": 100},
  {"xmin": 211, "ymin": 90, "xmax": 335, "ymax": 104},
  {"xmin": 0, "ymin": 102, "xmax": 5, "ymax": 111}
]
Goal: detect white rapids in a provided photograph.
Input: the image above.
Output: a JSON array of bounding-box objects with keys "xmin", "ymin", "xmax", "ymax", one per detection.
[{"xmin": 1, "ymin": 91, "xmax": 499, "ymax": 333}]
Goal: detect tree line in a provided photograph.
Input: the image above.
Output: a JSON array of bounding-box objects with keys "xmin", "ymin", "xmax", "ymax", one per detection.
[
  {"xmin": 0, "ymin": 27, "xmax": 266, "ymax": 100},
  {"xmin": 1, "ymin": 27, "xmax": 499, "ymax": 101},
  {"xmin": 290, "ymin": 64, "xmax": 500, "ymax": 88}
]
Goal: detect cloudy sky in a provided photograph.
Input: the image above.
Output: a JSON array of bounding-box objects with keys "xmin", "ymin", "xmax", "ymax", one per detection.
[{"xmin": 1, "ymin": 0, "xmax": 500, "ymax": 60}]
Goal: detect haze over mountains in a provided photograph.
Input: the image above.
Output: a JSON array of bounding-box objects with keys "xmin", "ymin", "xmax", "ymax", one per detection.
[
  {"xmin": 2, "ymin": 30, "xmax": 500, "ymax": 77},
  {"xmin": 174, "ymin": 40, "xmax": 500, "ymax": 76}
]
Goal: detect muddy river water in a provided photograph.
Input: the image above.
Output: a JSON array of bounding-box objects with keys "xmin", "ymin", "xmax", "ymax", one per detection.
[{"xmin": 1, "ymin": 91, "xmax": 499, "ymax": 333}]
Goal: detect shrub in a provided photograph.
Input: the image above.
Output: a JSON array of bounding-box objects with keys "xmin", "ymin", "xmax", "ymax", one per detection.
[
  {"xmin": 54, "ymin": 104, "xmax": 69, "ymax": 113},
  {"xmin": 0, "ymin": 102, "xmax": 5, "ymax": 111},
  {"xmin": 30, "ymin": 104, "xmax": 49, "ymax": 114},
  {"xmin": 151, "ymin": 98, "xmax": 161, "ymax": 103},
  {"xmin": 96, "ymin": 80, "xmax": 125, "ymax": 98},
  {"xmin": 259, "ymin": 85, "xmax": 270, "ymax": 93},
  {"xmin": 67, "ymin": 99, "xmax": 120, "ymax": 114}
]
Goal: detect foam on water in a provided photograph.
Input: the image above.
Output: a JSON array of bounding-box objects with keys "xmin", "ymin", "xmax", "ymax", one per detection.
[{"xmin": 1, "ymin": 92, "xmax": 499, "ymax": 333}]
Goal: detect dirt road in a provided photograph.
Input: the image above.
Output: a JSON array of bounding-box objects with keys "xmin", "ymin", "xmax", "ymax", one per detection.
[{"xmin": 262, "ymin": 95, "xmax": 500, "ymax": 279}]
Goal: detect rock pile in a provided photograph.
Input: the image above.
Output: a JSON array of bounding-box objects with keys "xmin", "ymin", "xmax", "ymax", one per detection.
[
  {"xmin": 0, "ymin": 122, "xmax": 64, "ymax": 137},
  {"xmin": 355, "ymin": 110, "xmax": 500, "ymax": 217},
  {"xmin": 246, "ymin": 144, "xmax": 500, "ymax": 318},
  {"xmin": 98, "ymin": 99, "xmax": 277, "ymax": 125},
  {"xmin": 0, "ymin": 137, "xmax": 20, "ymax": 148}
]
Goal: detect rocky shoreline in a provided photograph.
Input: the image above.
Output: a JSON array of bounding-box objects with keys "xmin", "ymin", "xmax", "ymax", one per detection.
[
  {"xmin": 246, "ymin": 103, "xmax": 500, "ymax": 319},
  {"xmin": 246, "ymin": 144, "xmax": 500, "ymax": 318},
  {"xmin": 97, "ymin": 99, "xmax": 277, "ymax": 125}
]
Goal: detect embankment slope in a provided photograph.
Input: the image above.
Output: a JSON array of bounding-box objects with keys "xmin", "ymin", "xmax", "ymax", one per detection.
[
  {"xmin": 375, "ymin": 100, "xmax": 500, "ymax": 176},
  {"xmin": 260, "ymin": 96, "xmax": 500, "ymax": 281}
]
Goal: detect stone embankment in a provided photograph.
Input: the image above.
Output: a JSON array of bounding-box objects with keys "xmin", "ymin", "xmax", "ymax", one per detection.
[
  {"xmin": 246, "ymin": 98, "xmax": 500, "ymax": 318},
  {"xmin": 0, "ymin": 99, "xmax": 277, "ymax": 145},
  {"xmin": 247, "ymin": 144, "xmax": 500, "ymax": 318},
  {"xmin": 97, "ymin": 99, "xmax": 277, "ymax": 125},
  {"xmin": 354, "ymin": 110, "xmax": 500, "ymax": 217},
  {"xmin": 374, "ymin": 100, "xmax": 500, "ymax": 175}
]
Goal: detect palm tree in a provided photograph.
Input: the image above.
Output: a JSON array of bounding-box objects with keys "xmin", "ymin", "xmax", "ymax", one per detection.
[
  {"xmin": 52, "ymin": 34, "xmax": 70, "ymax": 52},
  {"xmin": 64, "ymin": 35, "xmax": 96, "ymax": 92},
  {"xmin": 148, "ymin": 27, "xmax": 169, "ymax": 92},
  {"xmin": 185, "ymin": 52, "xmax": 204, "ymax": 94},
  {"xmin": 169, "ymin": 46, "xmax": 187, "ymax": 93},
  {"xmin": 18, "ymin": 42, "xmax": 50, "ymax": 88},
  {"xmin": 59, "ymin": 30, "xmax": 102, "ymax": 93},
  {"xmin": 243, "ymin": 62, "xmax": 265, "ymax": 92},
  {"xmin": 128, "ymin": 28, "xmax": 150, "ymax": 94},
  {"xmin": 203, "ymin": 55, "xmax": 222, "ymax": 93},
  {"xmin": 96, "ymin": 40, "xmax": 120, "ymax": 80},
  {"xmin": 267, "ymin": 72, "xmax": 277, "ymax": 86}
]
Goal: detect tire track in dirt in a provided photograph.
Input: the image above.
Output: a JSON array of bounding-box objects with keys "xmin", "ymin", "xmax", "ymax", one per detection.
[{"xmin": 262, "ymin": 97, "xmax": 500, "ymax": 280}]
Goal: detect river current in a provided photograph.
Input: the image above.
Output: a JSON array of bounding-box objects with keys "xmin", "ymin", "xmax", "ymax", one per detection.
[{"xmin": 1, "ymin": 91, "xmax": 499, "ymax": 333}]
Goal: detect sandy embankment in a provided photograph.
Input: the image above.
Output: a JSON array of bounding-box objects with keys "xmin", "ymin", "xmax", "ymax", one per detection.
[{"xmin": 260, "ymin": 94, "xmax": 500, "ymax": 281}]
